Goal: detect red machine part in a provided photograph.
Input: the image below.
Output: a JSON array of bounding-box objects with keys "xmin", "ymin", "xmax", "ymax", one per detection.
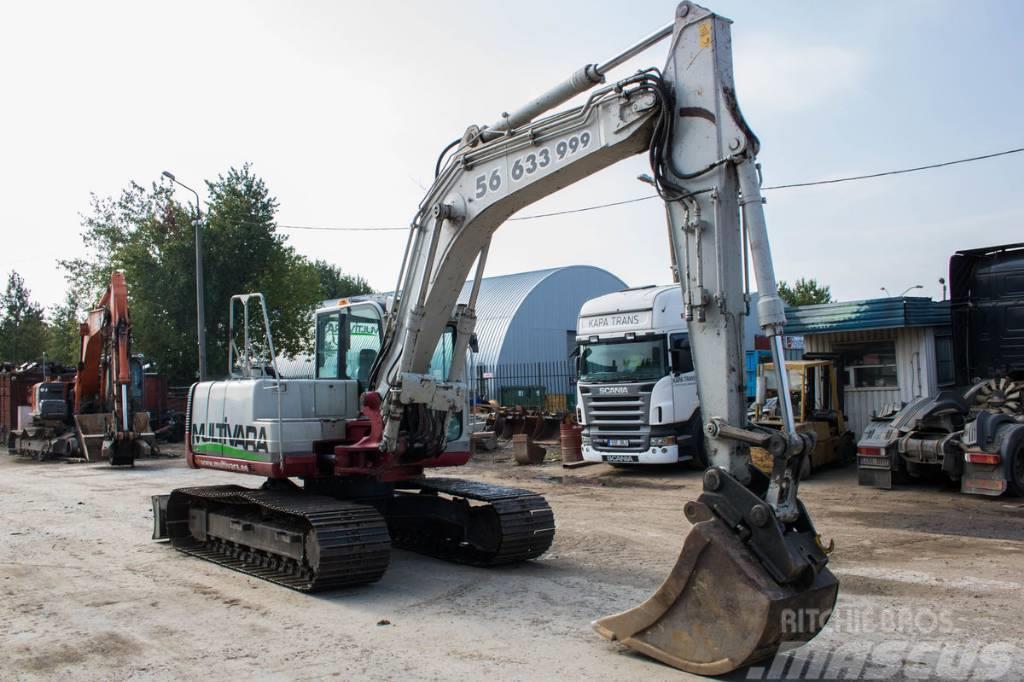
[{"xmin": 75, "ymin": 271, "xmax": 132, "ymax": 416}]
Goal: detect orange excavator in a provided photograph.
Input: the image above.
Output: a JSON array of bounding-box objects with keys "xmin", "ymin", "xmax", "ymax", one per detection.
[{"xmin": 6, "ymin": 271, "xmax": 152, "ymax": 465}]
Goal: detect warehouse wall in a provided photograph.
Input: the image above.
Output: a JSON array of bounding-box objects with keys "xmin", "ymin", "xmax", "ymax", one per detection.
[
  {"xmin": 496, "ymin": 266, "xmax": 626, "ymax": 365},
  {"xmin": 804, "ymin": 326, "xmax": 943, "ymax": 437}
]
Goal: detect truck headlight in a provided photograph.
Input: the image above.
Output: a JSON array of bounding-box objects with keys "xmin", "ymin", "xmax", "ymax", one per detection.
[
  {"xmin": 650, "ymin": 436, "xmax": 676, "ymax": 447},
  {"xmin": 581, "ymin": 435, "xmax": 591, "ymax": 446}
]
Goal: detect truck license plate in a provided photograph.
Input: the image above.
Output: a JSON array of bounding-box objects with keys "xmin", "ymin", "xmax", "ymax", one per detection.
[
  {"xmin": 605, "ymin": 454, "xmax": 636, "ymax": 463},
  {"xmin": 609, "ymin": 439, "xmax": 630, "ymax": 447}
]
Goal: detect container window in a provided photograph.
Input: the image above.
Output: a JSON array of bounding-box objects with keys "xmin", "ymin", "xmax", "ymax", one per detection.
[{"xmin": 836, "ymin": 341, "xmax": 898, "ymax": 389}]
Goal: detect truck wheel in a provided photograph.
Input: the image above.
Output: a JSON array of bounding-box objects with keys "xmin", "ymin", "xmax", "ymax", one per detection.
[{"xmin": 1009, "ymin": 444, "xmax": 1024, "ymax": 497}]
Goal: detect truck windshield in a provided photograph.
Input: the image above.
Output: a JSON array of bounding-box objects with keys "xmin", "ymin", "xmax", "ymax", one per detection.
[{"xmin": 579, "ymin": 338, "xmax": 666, "ymax": 382}]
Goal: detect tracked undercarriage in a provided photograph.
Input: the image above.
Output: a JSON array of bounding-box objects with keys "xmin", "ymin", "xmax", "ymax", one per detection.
[{"xmin": 154, "ymin": 478, "xmax": 555, "ymax": 591}]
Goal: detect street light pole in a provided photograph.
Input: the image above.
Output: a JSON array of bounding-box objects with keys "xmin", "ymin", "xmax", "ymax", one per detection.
[
  {"xmin": 898, "ymin": 284, "xmax": 924, "ymax": 297},
  {"xmin": 162, "ymin": 171, "xmax": 207, "ymax": 381}
]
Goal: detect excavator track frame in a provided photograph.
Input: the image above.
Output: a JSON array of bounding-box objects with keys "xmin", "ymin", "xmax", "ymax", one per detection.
[
  {"xmin": 389, "ymin": 478, "xmax": 555, "ymax": 565},
  {"xmin": 164, "ymin": 486, "xmax": 391, "ymax": 592},
  {"xmin": 157, "ymin": 478, "xmax": 554, "ymax": 590}
]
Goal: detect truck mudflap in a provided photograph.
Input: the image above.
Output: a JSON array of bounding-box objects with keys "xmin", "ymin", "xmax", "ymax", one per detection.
[
  {"xmin": 858, "ymin": 466, "xmax": 892, "ymax": 489},
  {"xmin": 960, "ymin": 412, "xmax": 1024, "ymax": 496},
  {"xmin": 593, "ymin": 470, "xmax": 838, "ymax": 675}
]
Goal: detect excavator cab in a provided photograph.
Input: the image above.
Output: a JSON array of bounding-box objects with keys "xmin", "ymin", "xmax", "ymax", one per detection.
[{"xmin": 30, "ymin": 381, "xmax": 71, "ymax": 421}]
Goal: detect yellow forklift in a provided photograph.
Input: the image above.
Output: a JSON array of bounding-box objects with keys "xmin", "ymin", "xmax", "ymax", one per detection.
[{"xmin": 750, "ymin": 358, "xmax": 856, "ymax": 479}]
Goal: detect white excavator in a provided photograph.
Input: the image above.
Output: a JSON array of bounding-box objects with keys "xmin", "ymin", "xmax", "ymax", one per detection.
[{"xmin": 153, "ymin": 3, "xmax": 838, "ymax": 674}]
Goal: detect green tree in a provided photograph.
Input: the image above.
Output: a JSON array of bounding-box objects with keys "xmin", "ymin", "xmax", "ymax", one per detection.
[
  {"xmin": 313, "ymin": 259, "xmax": 373, "ymax": 300},
  {"xmin": 0, "ymin": 271, "xmax": 49, "ymax": 364},
  {"xmin": 201, "ymin": 165, "xmax": 320, "ymax": 372},
  {"xmin": 61, "ymin": 164, "xmax": 326, "ymax": 383},
  {"xmin": 45, "ymin": 289, "xmax": 84, "ymax": 366},
  {"xmin": 777, "ymin": 278, "xmax": 833, "ymax": 307}
]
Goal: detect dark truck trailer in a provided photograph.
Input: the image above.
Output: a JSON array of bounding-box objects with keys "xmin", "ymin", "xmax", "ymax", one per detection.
[
  {"xmin": 858, "ymin": 243, "xmax": 1024, "ymax": 496},
  {"xmin": 143, "ymin": 373, "xmax": 184, "ymax": 442},
  {"xmin": 950, "ymin": 243, "xmax": 1024, "ymax": 385}
]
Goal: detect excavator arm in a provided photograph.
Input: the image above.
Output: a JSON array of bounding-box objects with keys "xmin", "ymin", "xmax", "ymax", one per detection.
[
  {"xmin": 363, "ymin": 2, "xmax": 837, "ymax": 673},
  {"xmin": 73, "ymin": 271, "xmax": 143, "ymax": 465}
]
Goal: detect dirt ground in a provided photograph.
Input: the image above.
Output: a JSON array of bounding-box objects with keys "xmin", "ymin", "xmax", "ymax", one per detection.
[{"xmin": 1, "ymin": 444, "xmax": 1022, "ymax": 681}]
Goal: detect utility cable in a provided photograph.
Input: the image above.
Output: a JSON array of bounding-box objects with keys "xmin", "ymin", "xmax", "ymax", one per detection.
[{"xmin": 270, "ymin": 145, "xmax": 1024, "ymax": 232}]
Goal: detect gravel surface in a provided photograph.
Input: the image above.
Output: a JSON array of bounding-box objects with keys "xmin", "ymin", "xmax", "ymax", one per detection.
[{"xmin": 1, "ymin": 446, "xmax": 1022, "ymax": 680}]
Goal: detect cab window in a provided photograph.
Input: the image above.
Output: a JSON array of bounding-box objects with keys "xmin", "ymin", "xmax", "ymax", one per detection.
[
  {"xmin": 315, "ymin": 303, "xmax": 383, "ymax": 388},
  {"xmin": 428, "ymin": 327, "xmax": 456, "ymax": 381},
  {"xmin": 345, "ymin": 309, "xmax": 383, "ymax": 388},
  {"xmin": 316, "ymin": 312, "xmax": 342, "ymax": 379},
  {"xmin": 669, "ymin": 333, "xmax": 694, "ymax": 374}
]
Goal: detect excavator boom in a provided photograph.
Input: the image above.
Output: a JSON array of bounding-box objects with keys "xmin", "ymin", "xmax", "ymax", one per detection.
[{"xmin": 363, "ymin": 2, "xmax": 836, "ymax": 672}]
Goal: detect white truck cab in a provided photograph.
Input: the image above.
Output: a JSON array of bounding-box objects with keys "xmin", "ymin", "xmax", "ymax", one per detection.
[{"xmin": 576, "ymin": 285, "xmax": 704, "ymax": 466}]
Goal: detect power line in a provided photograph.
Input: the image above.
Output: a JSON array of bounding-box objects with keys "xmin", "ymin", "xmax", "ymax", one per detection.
[
  {"xmin": 274, "ymin": 145, "xmax": 1024, "ymax": 232},
  {"xmin": 278, "ymin": 224, "xmax": 406, "ymax": 232},
  {"xmin": 508, "ymin": 194, "xmax": 658, "ymax": 221},
  {"xmin": 761, "ymin": 146, "xmax": 1024, "ymax": 191}
]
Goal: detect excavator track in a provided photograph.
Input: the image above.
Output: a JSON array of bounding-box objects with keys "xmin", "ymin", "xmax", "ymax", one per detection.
[
  {"xmin": 389, "ymin": 477, "xmax": 555, "ymax": 565},
  {"xmin": 165, "ymin": 485, "xmax": 391, "ymax": 592}
]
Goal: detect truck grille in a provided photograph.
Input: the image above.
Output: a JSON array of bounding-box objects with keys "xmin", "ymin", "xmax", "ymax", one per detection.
[{"xmin": 580, "ymin": 383, "xmax": 654, "ymax": 452}]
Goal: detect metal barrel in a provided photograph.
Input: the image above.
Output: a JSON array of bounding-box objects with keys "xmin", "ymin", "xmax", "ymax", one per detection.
[{"xmin": 559, "ymin": 423, "xmax": 583, "ymax": 463}]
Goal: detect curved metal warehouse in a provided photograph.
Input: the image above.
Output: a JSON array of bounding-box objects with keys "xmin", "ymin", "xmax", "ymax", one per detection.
[{"xmin": 460, "ymin": 265, "xmax": 627, "ymax": 367}]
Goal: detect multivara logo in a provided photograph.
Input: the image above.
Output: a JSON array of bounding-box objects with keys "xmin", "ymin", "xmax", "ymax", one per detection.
[{"xmin": 192, "ymin": 421, "xmax": 270, "ymax": 453}]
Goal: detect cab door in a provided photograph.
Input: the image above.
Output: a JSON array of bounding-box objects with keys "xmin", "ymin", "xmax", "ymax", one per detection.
[{"xmin": 669, "ymin": 333, "xmax": 698, "ymax": 422}]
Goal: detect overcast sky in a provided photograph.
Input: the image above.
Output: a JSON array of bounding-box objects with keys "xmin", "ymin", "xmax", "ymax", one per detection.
[{"xmin": 2, "ymin": 0, "xmax": 1022, "ymax": 310}]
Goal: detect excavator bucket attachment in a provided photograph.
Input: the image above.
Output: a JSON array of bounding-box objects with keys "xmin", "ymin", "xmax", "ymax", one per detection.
[
  {"xmin": 75, "ymin": 413, "xmax": 112, "ymax": 461},
  {"xmin": 594, "ymin": 503, "xmax": 838, "ymax": 675},
  {"xmin": 74, "ymin": 412, "xmax": 154, "ymax": 463}
]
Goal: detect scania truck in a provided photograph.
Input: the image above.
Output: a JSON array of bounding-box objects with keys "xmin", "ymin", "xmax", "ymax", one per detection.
[
  {"xmin": 576, "ymin": 285, "xmax": 762, "ymax": 466},
  {"xmin": 575, "ymin": 285, "xmax": 701, "ymax": 466}
]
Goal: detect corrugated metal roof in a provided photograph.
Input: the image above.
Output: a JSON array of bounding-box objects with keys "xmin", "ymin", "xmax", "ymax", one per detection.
[
  {"xmin": 457, "ymin": 266, "xmax": 626, "ymax": 367},
  {"xmin": 784, "ymin": 296, "xmax": 950, "ymax": 335}
]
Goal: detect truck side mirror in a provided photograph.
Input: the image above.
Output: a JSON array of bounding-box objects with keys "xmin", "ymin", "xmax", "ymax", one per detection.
[
  {"xmin": 669, "ymin": 346, "xmax": 693, "ymax": 375},
  {"xmin": 469, "ymin": 333, "xmax": 479, "ymax": 354},
  {"xmin": 669, "ymin": 349, "xmax": 684, "ymax": 374}
]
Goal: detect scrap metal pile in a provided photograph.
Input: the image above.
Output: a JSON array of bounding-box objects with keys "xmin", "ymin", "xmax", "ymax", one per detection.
[{"xmin": 479, "ymin": 403, "xmax": 566, "ymax": 442}]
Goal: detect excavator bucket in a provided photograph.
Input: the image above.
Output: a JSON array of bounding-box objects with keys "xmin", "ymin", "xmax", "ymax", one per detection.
[
  {"xmin": 74, "ymin": 412, "xmax": 154, "ymax": 462},
  {"xmin": 75, "ymin": 413, "xmax": 112, "ymax": 461},
  {"xmin": 593, "ymin": 503, "xmax": 838, "ymax": 675}
]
